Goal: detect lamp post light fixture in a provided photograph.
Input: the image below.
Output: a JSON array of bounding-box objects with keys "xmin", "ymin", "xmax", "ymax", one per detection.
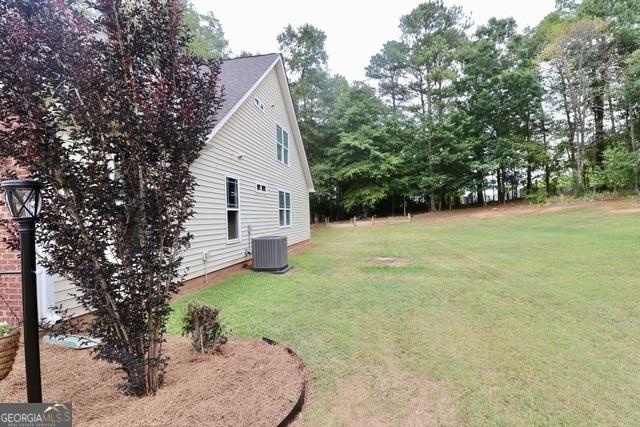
[{"xmin": 1, "ymin": 180, "xmax": 43, "ymax": 403}]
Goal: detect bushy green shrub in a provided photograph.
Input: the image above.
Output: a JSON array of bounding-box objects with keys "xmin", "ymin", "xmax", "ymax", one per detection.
[
  {"xmin": 524, "ymin": 191, "xmax": 548, "ymax": 205},
  {"xmin": 181, "ymin": 302, "xmax": 227, "ymax": 353},
  {"xmin": 600, "ymin": 146, "xmax": 639, "ymax": 192},
  {"xmin": 556, "ymin": 170, "xmax": 582, "ymax": 195}
]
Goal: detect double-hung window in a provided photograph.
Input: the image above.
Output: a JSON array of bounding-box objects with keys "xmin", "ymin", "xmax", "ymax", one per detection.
[
  {"xmin": 276, "ymin": 124, "xmax": 289, "ymax": 165},
  {"xmin": 278, "ymin": 191, "xmax": 291, "ymax": 227},
  {"xmin": 226, "ymin": 177, "xmax": 240, "ymax": 241}
]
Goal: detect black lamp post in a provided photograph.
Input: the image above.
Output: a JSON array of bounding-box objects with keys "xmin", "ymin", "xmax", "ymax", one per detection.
[{"xmin": 1, "ymin": 180, "xmax": 43, "ymax": 403}]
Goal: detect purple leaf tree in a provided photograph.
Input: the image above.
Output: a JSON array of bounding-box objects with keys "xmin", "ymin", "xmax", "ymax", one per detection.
[{"xmin": 0, "ymin": 0, "xmax": 223, "ymax": 395}]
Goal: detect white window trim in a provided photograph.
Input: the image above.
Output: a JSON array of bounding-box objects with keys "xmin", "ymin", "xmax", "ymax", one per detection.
[
  {"xmin": 276, "ymin": 123, "xmax": 290, "ymax": 166},
  {"xmin": 256, "ymin": 182, "xmax": 268, "ymax": 193},
  {"xmin": 278, "ymin": 189, "xmax": 292, "ymax": 228},
  {"xmin": 225, "ymin": 175, "xmax": 241, "ymax": 244}
]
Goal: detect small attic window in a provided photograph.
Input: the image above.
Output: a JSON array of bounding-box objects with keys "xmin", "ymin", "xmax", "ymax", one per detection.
[{"xmin": 254, "ymin": 97, "xmax": 265, "ymax": 112}]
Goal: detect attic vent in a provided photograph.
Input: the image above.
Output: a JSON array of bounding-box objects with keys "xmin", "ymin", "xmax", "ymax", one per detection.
[
  {"xmin": 251, "ymin": 236, "xmax": 288, "ymax": 273},
  {"xmin": 254, "ymin": 97, "xmax": 265, "ymax": 112}
]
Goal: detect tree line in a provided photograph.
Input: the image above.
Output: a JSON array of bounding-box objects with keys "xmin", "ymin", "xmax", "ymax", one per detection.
[
  {"xmin": 279, "ymin": 0, "xmax": 640, "ymax": 219},
  {"xmin": 187, "ymin": 0, "xmax": 640, "ymax": 219}
]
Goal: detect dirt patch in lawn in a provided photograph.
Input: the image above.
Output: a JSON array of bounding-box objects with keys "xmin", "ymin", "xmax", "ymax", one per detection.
[
  {"xmin": 462, "ymin": 203, "xmax": 572, "ymax": 219},
  {"xmin": 320, "ymin": 372, "xmax": 459, "ymax": 426},
  {"xmin": 607, "ymin": 207, "xmax": 640, "ymax": 214},
  {"xmin": 368, "ymin": 257, "xmax": 410, "ymax": 267},
  {"xmin": 409, "ymin": 197, "xmax": 640, "ymax": 223},
  {"xmin": 0, "ymin": 337, "xmax": 305, "ymax": 427},
  {"xmin": 599, "ymin": 199, "xmax": 640, "ymax": 214},
  {"xmin": 411, "ymin": 200, "xmax": 578, "ymax": 222}
]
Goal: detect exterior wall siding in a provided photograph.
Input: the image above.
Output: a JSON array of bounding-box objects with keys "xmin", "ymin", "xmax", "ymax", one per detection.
[
  {"xmin": 182, "ymin": 65, "xmax": 311, "ymax": 279},
  {"xmin": 52, "ymin": 276, "xmax": 83, "ymax": 318},
  {"xmin": 49, "ymin": 62, "xmax": 311, "ymax": 316}
]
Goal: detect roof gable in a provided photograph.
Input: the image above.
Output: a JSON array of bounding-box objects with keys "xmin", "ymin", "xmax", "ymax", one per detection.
[
  {"xmin": 207, "ymin": 54, "xmax": 315, "ymax": 193},
  {"xmin": 217, "ymin": 53, "xmax": 281, "ymax": 120}
]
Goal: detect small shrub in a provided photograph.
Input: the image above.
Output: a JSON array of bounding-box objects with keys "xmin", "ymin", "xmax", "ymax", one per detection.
[
  {"xmin": 600, "ymin": 146, "xmax": 639, "ymax": 192},
  {"xmin": 182, "ymin": 302, "xmax": 227, "ymax": 353},
  {"xmin": 524, "ymin": 191, "xmax": 548, "ymax": 205}
]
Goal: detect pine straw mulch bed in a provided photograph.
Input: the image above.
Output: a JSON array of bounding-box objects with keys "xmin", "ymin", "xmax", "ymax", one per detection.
[{"xmin": 0, "ymin": 337, "xmax": 306, "ymax": 427}]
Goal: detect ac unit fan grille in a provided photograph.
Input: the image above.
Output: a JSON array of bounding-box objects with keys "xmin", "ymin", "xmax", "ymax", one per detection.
[{"xmin": 251, "ymin": 236, "xmax": 288, "ymax": 272}]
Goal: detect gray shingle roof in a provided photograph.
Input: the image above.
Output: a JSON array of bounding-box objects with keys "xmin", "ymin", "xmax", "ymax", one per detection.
[{"xmin": 218, "ymin": 53, "xmax": 281, "ymax": 120}]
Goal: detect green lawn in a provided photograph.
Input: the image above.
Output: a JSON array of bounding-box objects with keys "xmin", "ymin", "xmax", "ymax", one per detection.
[{"xmin": 168, "ymin": 200, "xmax": 640, "ymax": 426}]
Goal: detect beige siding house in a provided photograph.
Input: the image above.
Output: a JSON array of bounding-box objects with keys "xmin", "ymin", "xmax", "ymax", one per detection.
[{"xmin": 48, "ymin": 53, "xmax": 314, "ymax": 318}]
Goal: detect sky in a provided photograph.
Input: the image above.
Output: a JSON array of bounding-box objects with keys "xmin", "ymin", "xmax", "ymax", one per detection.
[{"xmin": 192, "ymin": 0, "xmax": 556, "ymax": 82}]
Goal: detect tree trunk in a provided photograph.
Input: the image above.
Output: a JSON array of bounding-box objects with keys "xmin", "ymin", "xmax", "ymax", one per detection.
[
  {"xmin": 502, "ymin": 169, "xmax": 507, "ymax": 205},
  {"xmin": 418, "ymin": 74, "xmax": 426, "ymax": 116},
  {"xmin": 577, "ymin": 125, "xmax": 586, "ymax": 194},
  {"xmin": 558, "ymin": 68, "xmax": 576, "ymax": 168},
  {"xmin": 391, "ymin": 84, "xmax": 397, "ymax": 113},
  {"xmin": 391, "ymin": 195, "xmax": 395, "ymax": 217},
  {"xmin": 146, "ymin": 323, "xmax": 161, "ymax": 394},
  {"xmin": 629, "ymin": 102, "xmax": 638, "ymax": 152},
  {"xmin": 496, "ymin": 169, "xmax": 503, "ymax": 204},
  {"xmin": 540, "ymin": 112, "xmax": 551, "ymax": 194},
  {"xmin": 608, "ymin": 95, "xmax": 616, "ymax": 145},
  {"xmin": 592, "ymin": 90, "xmax": 605, "ymax": 165},
  {"xmin": 629, "ymin": 102, "xmax": 638, "ymax": 192},
  {"xmin": 545, "ymin": 165, "xmax": 551, "ymax": 195},
  {"xmin": 425, "ymin": 76, "xmax": 433, "ymax": 122}
]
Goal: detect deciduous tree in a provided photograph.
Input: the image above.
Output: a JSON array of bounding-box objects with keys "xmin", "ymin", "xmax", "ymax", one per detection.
[
  {"xmin": 182, "ymin": 1, "xmax": 229, "ymax": 59},
  {"xmin": 0, "ymin": 0, "xmax": 222, "ymax": 395}
]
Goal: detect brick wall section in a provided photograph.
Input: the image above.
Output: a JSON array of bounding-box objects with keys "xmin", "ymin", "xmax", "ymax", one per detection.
[
  {"xmin": 0, "ymin": 204, "xmax": 22, "ymax": 323},
  {"xmin": 0, "ymin": 159, "xmax": 24, "ymax": 324}
]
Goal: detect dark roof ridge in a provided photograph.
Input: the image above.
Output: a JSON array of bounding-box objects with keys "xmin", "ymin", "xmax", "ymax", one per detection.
[{"xmin": 223, "ymin": 52, "xmax": 280, "ymax": 62}]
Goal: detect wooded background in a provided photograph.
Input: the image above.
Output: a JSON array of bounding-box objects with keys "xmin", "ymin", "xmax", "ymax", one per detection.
[{"xmin": 186, "ymin": 0, "xmax": 640, "ymax": 219}]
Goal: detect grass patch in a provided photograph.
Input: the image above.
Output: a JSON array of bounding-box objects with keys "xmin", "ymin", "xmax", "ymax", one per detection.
[{"xmin": 169, "ymin": 200, "xmax": 640, "ymax": 426}]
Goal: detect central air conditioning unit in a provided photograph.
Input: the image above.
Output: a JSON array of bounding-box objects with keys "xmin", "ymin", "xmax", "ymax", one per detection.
[{"xmin": 251, "ymin": 236, "xmax": 289, "ymax": 273}]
